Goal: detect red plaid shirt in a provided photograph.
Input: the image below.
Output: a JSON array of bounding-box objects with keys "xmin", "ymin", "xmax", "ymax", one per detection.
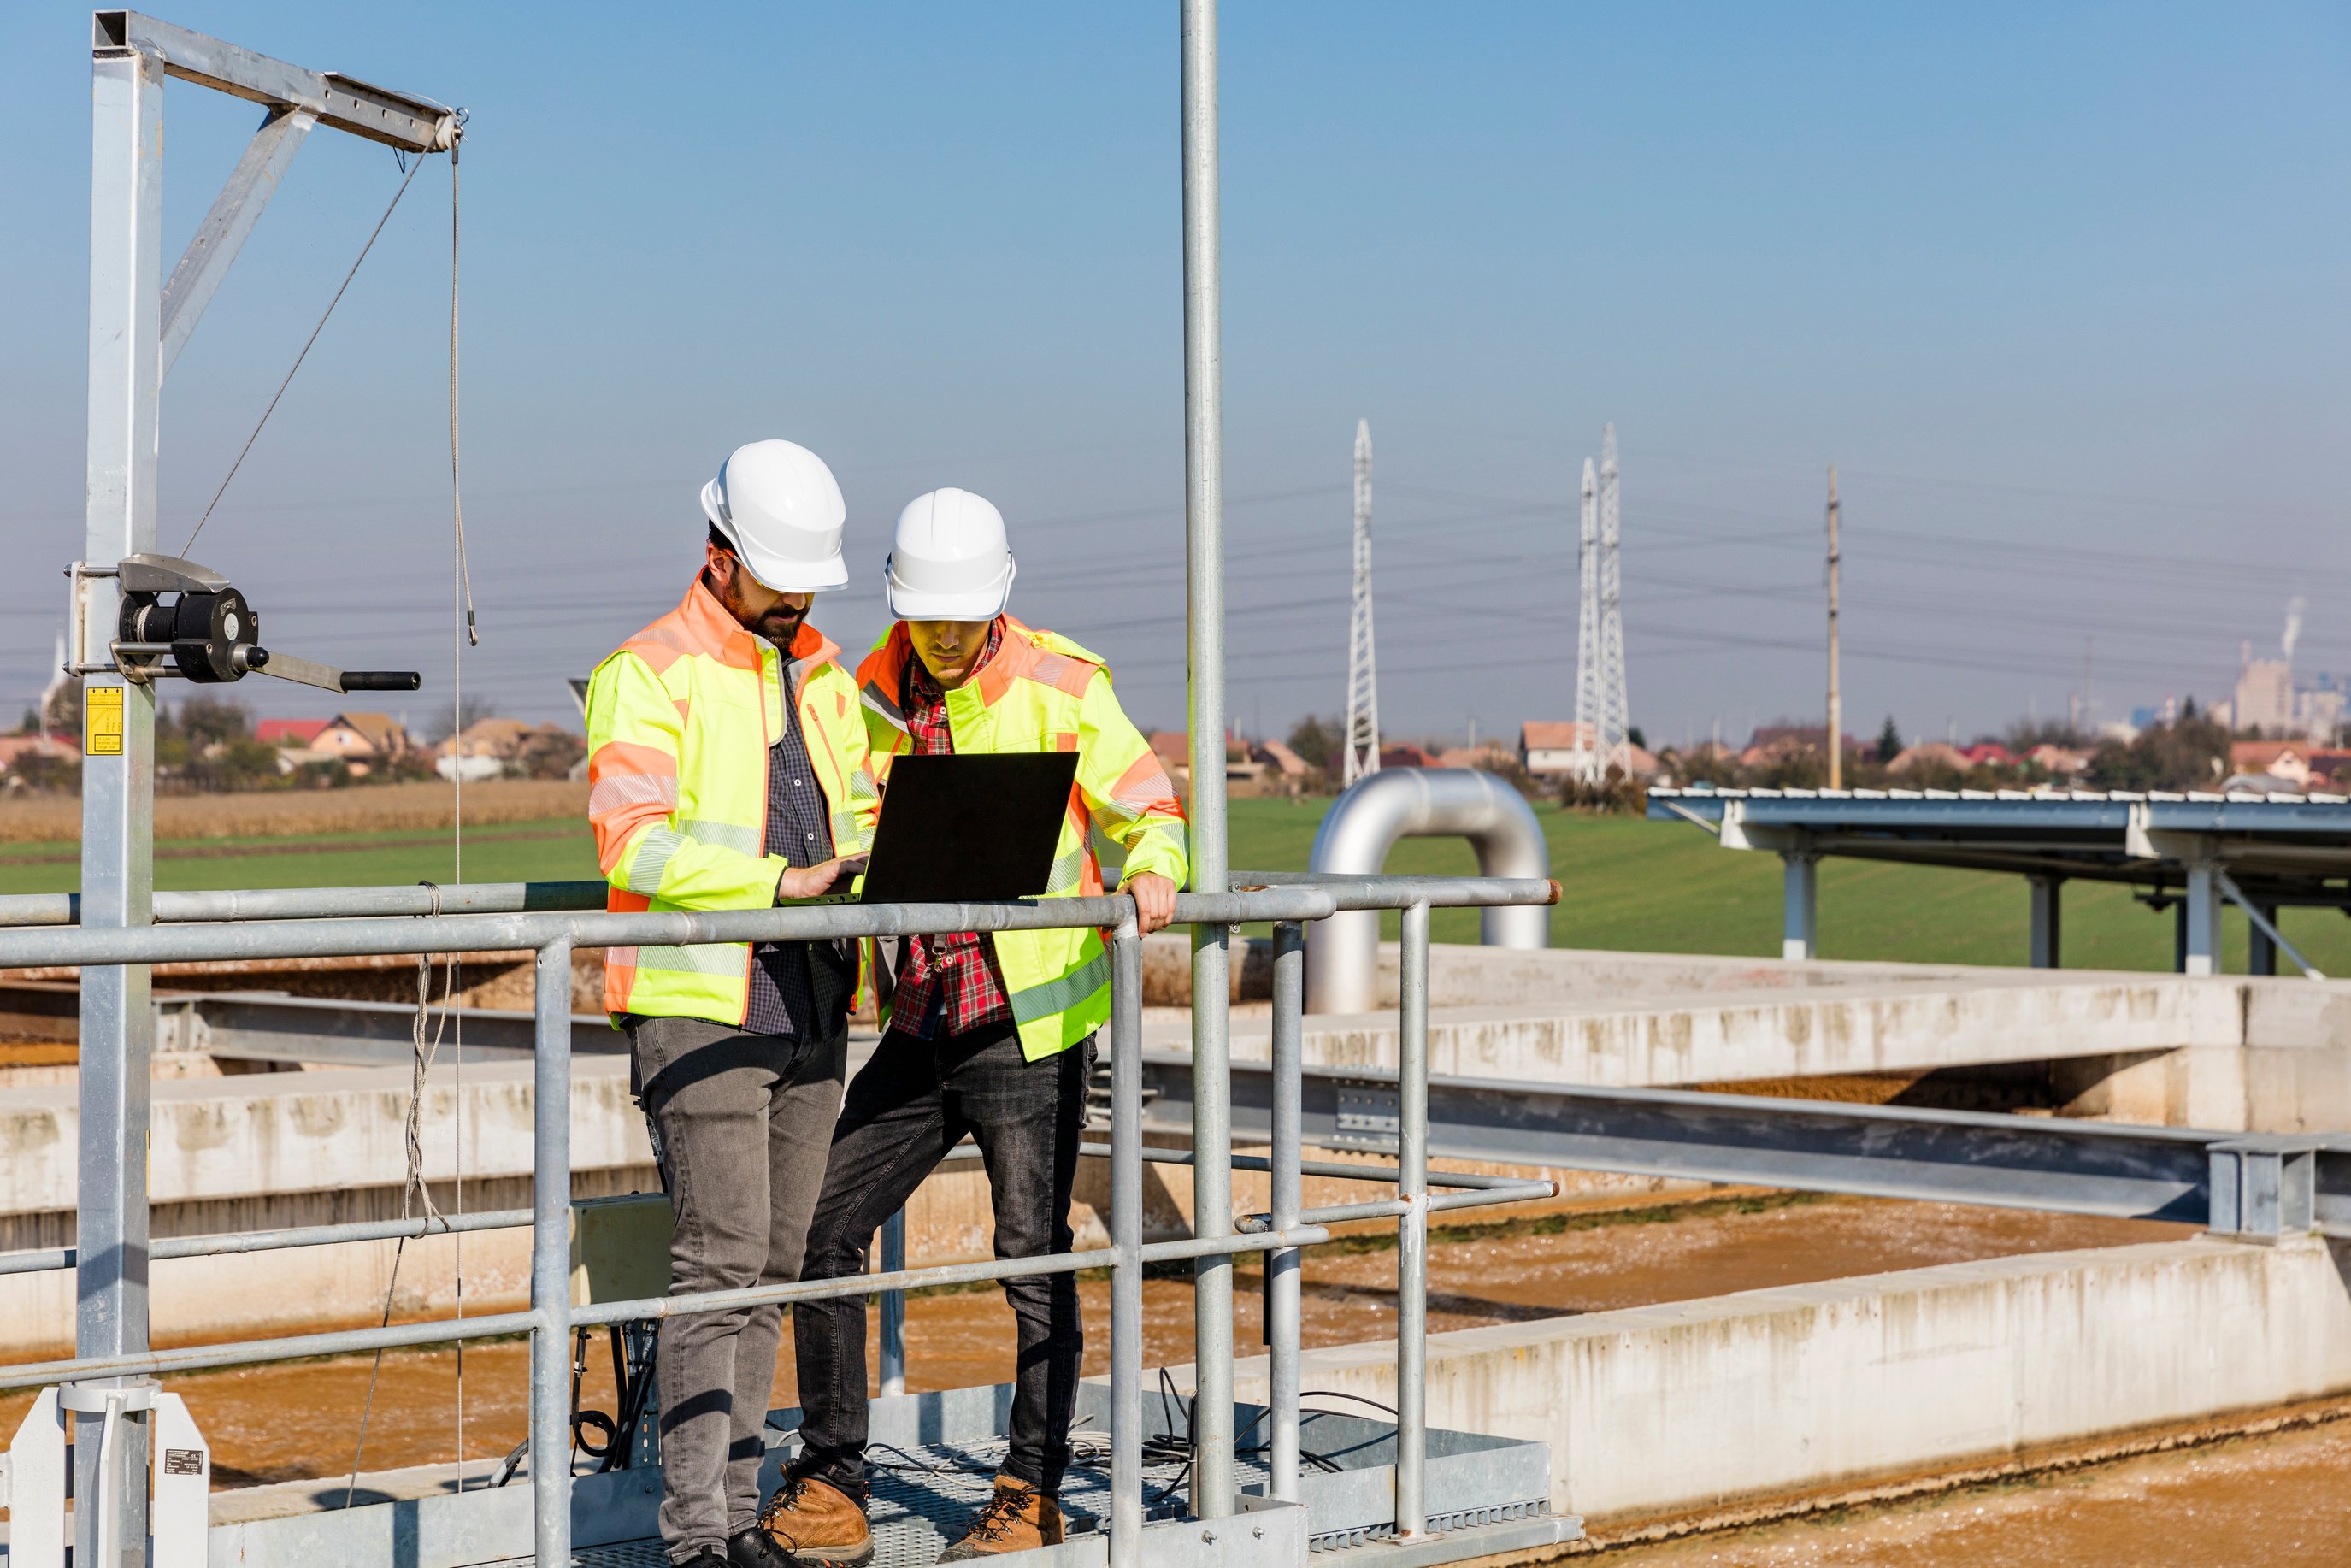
[{"xmin": 887, "ymin": 621, "xmax": 1015, "ymax": 1038}]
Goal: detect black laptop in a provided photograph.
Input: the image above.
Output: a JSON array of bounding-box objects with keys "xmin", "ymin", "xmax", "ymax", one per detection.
[{"xmin": 849, "ymin": 752, "xmax": 1081, "ymax": 903}]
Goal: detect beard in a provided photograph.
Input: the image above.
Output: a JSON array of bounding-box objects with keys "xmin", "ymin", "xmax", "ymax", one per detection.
[{"xmin": 751, "ymin": 602, "xmax": 806, "ymax": 644}]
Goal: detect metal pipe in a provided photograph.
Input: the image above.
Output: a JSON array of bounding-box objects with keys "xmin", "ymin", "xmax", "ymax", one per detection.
[
  {"xmin": 531, "ymin": 939, "xmax": 574, "ymax": 1565},
  {"xmin": 0, "ymin": 1307, "xmax": 543, "ymax": 1393},
  {"xmin": 1109, "ymin": 917, "xmax": 1145, "ymax": 1568},
  {"xmin": 0, "ymin": 1206, "xmax": 536, "ymax": 1279},
  {"xmin": 1238, "ymin": 1180, "xmax": 1558, "ymax": 1231},
  {"xmin": 0, "ymin": 887, "xmax": 1340, "ymax": 970},
  {"xmin": 1181, "ymin": 0, "xmax": 1236, "ymax": 1524},
  {"xmin": 0, "ymin": 873, "xmax": 1553, "ymax": 930},
  {"xmin": 1303, "ymin": 770, "xmax": 1553, "ymax": 1013},
  {"xmin": 1267, "ymin": 920, "xmax": 1304, "ymax": 1503},
  {"xmin": 1394, "ymin": 901, "xmax": 1430, "ymax": 1538},
  {"xmin": 0, "ymin": 879, "xmax": 609, "ymax": 928},
  {"xmin": 878, "ymin": 1209, "xmax": 908, "ymax": 1398},
  {"xmin": 1232, "ymin": 870, "xmax": 1559, "ymax": 911},
  {"xmin": 2217, "ymin": 869, "xmax": 2328, "ymax": 980},
  {"xmin": 1078, "ymin": 1145, "xmax": 1535, "ymax": 1190}
]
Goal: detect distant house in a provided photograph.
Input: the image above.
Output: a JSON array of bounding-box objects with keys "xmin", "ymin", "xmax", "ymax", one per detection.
[
  {"xmin": 0, "ymin": 734, "xmax": 74, "ymax": 773},
  {"xmin": 2230, "ymin": 740, "xmax": 2310, "ymax": 787},
  {"xmin": 2025, "ymin": 743, "xmax": 2090, "ymax": 776},
  {"xmin": 1254, "ymin": 740, "xmax": 1310, "ymax": 779},
  {"xmin": 256, "ymin": 717, "xmax": 329, "ymax": 747},
  {"xmin": 1960, "ymin": 743, "xmax": 2016, "ymax": 768},
  {"xmin": 436, "ymin": 716, "xmax": 536, "ymax": 782},
  {"xmin": 311, "ymin": 712, "xmax": 410, "ymax": 776},
  {"xmin": 1888, "ymin": 742, "xmax": 1970, "ymax": 775},
  {"xmin": 1380, "ymin": 743, "xmax": 1437, "ymax": 769},
  {"xmin": 1519, "ymin": 721, "xmax": 1594, "ymax": 777},
  {"xmin": 1435, "ymin": 744, "xmax": 1517, "ymax": 772}
]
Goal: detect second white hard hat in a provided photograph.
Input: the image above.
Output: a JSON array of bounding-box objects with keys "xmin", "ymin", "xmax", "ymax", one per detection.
[
  {"xmin": 700, "ymin": 439, "xmax": 849, "ymax": 592},
  {"xmin": 884, "ymin": 488, "xmax": 1017, "ymax": 620}
]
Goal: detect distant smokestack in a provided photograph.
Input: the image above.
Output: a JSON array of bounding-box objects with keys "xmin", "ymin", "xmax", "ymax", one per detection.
[{"xmin": 2284, "ymin": 597, "xmax": 2307, "ymax": 666}]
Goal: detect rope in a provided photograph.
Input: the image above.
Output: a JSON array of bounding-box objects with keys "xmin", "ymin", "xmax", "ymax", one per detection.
[
  {"xmin": 345, "ymin": 882, "xmax": 457, "ymax": 1508},
  {"xmin": 182, "ymin": 152, "xmax": 427, "ymax": 556},
  {"xmin": 446, "ymin": 133, "xmax": 474, "ymax": 1489}
]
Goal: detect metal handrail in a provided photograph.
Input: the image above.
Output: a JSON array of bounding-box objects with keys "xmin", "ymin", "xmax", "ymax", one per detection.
[{"xmin": 0, "ymin": 875, "xmax": 1554, "ymax": 1565}]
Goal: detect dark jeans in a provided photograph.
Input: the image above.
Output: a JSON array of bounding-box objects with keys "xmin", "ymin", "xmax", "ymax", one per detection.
[
  {"xmin": 793, "ymin": 1022, "xmax": 1094, "ymax": 1494},
  {"xmin": 630, "ymin": 1014, "xmax": 849, "ymax": 1562}
]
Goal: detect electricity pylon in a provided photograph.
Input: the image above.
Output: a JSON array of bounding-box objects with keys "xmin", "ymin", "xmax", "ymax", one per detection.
[
  {"xmin": 1596, "ymin": 425, "xmax": 1630, "ymax": 775},
  {"xmin": 1341, "ymin": 418, "xmax": 1381, "ymax": 785},
  {"xmin": 1572, "ymin": 456, "xmax": 1600, "ymax": 782}
]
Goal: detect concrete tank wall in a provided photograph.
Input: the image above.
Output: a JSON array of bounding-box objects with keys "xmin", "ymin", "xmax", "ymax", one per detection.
[{"xmin": 1192, "ymin": 1234, "xmax": 2351, "ymax": 1529}]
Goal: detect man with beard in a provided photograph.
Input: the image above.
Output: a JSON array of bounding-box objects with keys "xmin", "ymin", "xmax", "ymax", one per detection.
[{"xmin": 584, "ymin": 439, "xmax": 881, "ymax": 1568}]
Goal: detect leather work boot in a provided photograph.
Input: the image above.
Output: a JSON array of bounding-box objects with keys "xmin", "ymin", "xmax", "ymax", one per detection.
[
  {"xmin": 728, "ymin": 1523, "xmax": 801, "ymax": 1568},
  {"xmin": 759, "ymin": 1471, "xmax": 874, "ymax": 1567},
  {"xmin": 937, "ymin": 1474, "xmax": 1064, "ymax": 1562}
]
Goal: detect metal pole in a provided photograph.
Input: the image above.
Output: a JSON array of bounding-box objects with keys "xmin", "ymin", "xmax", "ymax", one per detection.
[
  {"xmin": 878, "ymin": 1210, "xmax": 907, "ymax": 1398},
  {"xmin": 1109, "ymin": 916, "xmax": 1146, "ymax": 1568},
  {"xmin": 1267, "ymin": 922, "xmax": 1305, "ymax": 1502},
  {"xmin": 77, "ymin": 38, "xmax": 165, "ymax": 1568},
  {"xmin": 531, "ymin": 939, "xmax": 574, "ymax": 1562},
  {"xmin": 1394, "ymin": 902, "xmax": 1430, "ymax": 1538},
  {"xmin": 1181, "ymin": 0, "xmax": 1235, "ymax": 1523},
  {"xmin": 2029, "ymin": 874, "xmax": 2062, "ymax": 970}
]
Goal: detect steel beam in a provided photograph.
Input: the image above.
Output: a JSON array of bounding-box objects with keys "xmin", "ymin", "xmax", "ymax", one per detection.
[
  {"xmin": 1135, "ymin": 1054, "xmax": 2351, "ymax": 1239},
  {"xmin": 97, "ymin": 13, "xmax": 454, "ymax": 152},
  {"xmin": 1780, "ymin": 848, "xmax": 1818, "ymax": 961},
  {"xmin": 159, "ymin": 105, "xmax": 315, "ymax": 379},
  {"xmin": 2028, "ymin": 873, "xmax": 2062, "ymax": 969}
]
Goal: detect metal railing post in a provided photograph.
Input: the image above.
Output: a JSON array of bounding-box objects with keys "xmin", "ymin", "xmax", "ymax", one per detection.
[
  {"xmin": 879, "ymin": 1210, "xmax": 908, "ymax": 1398},
  {"xmin": 1267, "ymin": 921, "xmax": 1305, "ymax": 1502},
  {"xmin": 531, "ymin": 938, "xmax": 574, "ymax": 1563},
  {"xmin": 1395, "ymin": 902, "xmax": 1430, "ymax": 1537},
  {"xmin": 1109, "ymin": 913, "xmax": 1146, "ymax": 1568}
]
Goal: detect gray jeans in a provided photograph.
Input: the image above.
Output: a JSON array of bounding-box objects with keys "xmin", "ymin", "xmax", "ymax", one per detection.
[{"xmin": 630, "ymin": 1014, "xmax": 848, "ymax": 1561}]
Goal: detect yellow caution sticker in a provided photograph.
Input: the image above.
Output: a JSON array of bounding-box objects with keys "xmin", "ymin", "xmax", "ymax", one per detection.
[{"xmin": 85, "ymin": 686, "xmax": 124, "ymax": 756}]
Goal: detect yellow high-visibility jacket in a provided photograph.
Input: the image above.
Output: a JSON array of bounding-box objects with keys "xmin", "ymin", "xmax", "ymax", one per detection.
[
  {"xmin": 857, "ymin": 616, "xmax": 1188, "ymax": 1061},
  {"xmin": 585, "ymin": 576, "xmax": 880, "ymax": 1024}
]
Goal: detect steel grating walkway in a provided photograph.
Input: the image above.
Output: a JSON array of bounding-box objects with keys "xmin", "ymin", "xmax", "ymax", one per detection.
[{"xmin": 472, "ymin": 1424, "xmax": 1543, "ymax": 1566}]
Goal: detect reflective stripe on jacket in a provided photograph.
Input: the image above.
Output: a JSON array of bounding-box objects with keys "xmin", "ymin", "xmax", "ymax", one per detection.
[
  {"xmin": 585, "ymin": 576, "xmax": 880, "ymax": 1025},
  {"xmin": 857, "ymin": 616, "xmax": 1188, "ymax": 1061}
]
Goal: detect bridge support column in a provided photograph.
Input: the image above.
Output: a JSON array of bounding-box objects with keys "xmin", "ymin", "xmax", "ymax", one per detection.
[
  {"xmin": 2182, "ymin": 864, "xmax": 2223, "ymax": 976},
  {"xmin": 2248, "ymin": 902, "xmax": 2279, "ymax": 977},
  {"xmin": 2028, "ymin": 874, "xmax": 2062, "ymax": 969},
  {"xmin": 1781, "ymin": 849, "xmax": 1818, "ymax": 962}
]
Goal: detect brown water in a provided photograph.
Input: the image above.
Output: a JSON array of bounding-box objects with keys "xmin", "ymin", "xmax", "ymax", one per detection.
[
  {"xmin": 0, "ymin": 1194, "xmax": 2183, "ymax": 1494},
  {"xmin": 1594, "ymin": 1415, "xmax": 2351, "ymax": 1566}
]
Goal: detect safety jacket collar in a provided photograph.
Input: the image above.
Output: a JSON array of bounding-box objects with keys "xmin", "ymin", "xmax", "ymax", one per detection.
[
  {"xmin": 859, "ymin": 616, "xmax": 1088, "ymax": 730},
  {"xmin": 667, "ymin": 574, "xmax": 840, "ymax": 689}
]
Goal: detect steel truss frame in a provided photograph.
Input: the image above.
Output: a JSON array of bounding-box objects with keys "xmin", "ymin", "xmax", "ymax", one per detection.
[{"xmin": 74, "ymin": 13, "xmax": 457, "ymax": 1563}]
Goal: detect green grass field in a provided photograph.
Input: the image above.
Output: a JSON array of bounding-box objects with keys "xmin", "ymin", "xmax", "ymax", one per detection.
[{"xmin": 3, "ymin": 797, "xmax": 2337, "ymax": 975}]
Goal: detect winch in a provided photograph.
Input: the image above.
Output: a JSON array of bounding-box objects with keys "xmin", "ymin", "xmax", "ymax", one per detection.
[{"xmin": 73, "ymin": 554, "xmax": 421, "ymax": 694}]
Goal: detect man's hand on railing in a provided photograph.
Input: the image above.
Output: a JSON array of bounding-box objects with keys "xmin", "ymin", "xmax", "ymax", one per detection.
[
  {"xmin": 775, "ymin": 858, "xmax": 855, "ymax": 902},
  {"xmin": 1125, "ymin": 873, "xmax": 1176, "ymax": 934}
]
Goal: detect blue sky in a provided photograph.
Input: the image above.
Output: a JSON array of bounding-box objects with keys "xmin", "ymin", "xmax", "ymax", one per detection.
[{"xmin": 2, "ymin": 3, "xmax": 2344, "ymax": 747}]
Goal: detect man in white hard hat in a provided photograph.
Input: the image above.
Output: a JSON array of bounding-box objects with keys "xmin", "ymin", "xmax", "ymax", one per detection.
[
  {"xmin": 757, "ymin": 489, "xmax": 1187, "ymax": 1565},
  {"xmin": 584, "ymin": 439, "xmax": 881, "ymax": 1568}
]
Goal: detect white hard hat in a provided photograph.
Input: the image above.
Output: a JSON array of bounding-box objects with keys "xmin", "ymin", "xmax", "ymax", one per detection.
[
  {"xmin": 883, "ymin": 488, "xmax": 1017, "ymax": 620},
  {"xmin": 700, "ymin": 439, "xmax": 850, "ymax": 592}
]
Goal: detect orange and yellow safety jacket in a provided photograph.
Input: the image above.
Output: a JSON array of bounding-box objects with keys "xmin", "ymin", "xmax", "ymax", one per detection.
[
  {"xmin": 857, "ymin": 616, "xmax": 1188, "ymax": 1061},
  {"xmin": 584, "ymin": 576, "xmax": 880, "ymax": 1024}
]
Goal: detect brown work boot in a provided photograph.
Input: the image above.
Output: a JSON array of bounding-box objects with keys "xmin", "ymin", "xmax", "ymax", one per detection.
[
  {"xmin": 937, "ymin": 1474, "xmax": 1064, "ymax": 1561},
  {"xmin": 759, "ymin": 1471, "xmax": 873, "ymax": 1567}
]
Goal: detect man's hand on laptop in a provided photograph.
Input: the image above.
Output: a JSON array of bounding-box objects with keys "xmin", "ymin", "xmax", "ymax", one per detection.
[
  {"xmin": 1126, "ymin": 873, "xmax": 1176, "ymax": 934},
  {"xmin": 775, "ymin": 858, "xmax": 852, "ymax": 902}
]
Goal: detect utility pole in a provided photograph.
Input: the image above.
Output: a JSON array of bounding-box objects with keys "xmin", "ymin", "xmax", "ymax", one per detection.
[
  {"xmin": 1341, "ymin": 417, "xmax": 1380, "ymax": 785},
  {"xmin": 1826, "ymin": 464, "xmax": 1841, "ymax": 789},
  {"xmin": 1573, "ymin": 455, "xmax": 1600, "ymax": 782}
]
